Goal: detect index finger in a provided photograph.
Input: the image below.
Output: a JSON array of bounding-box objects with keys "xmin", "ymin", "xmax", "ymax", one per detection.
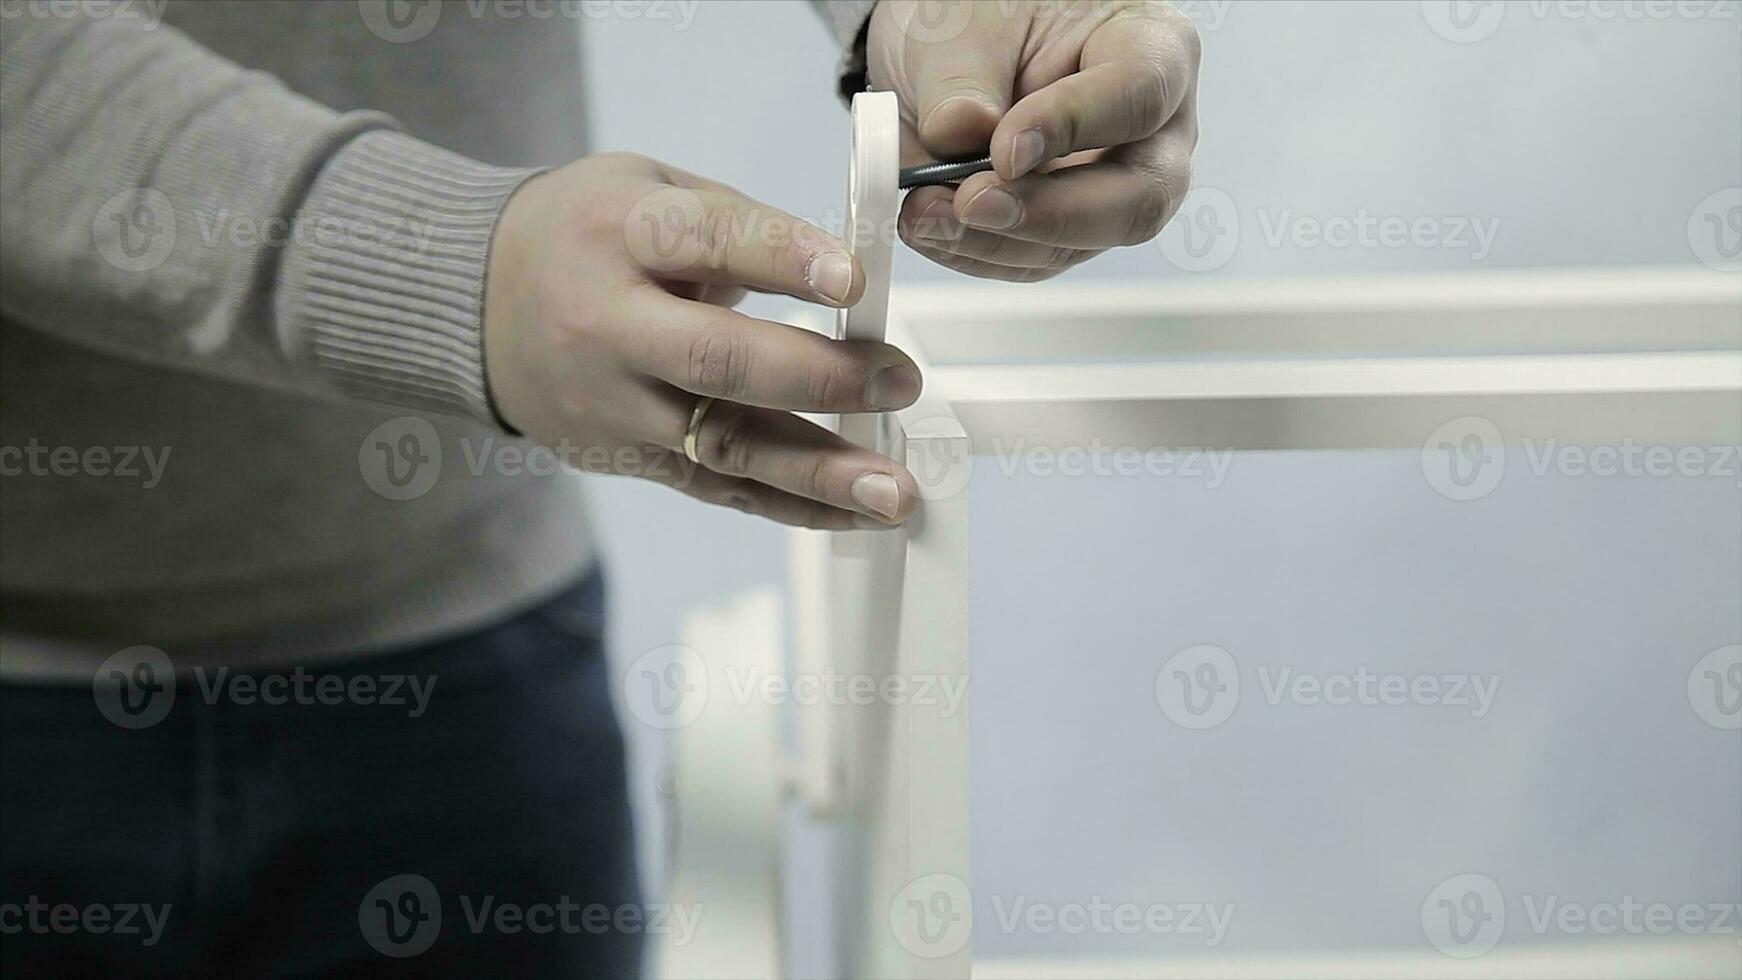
[
  {"xmin": 630, "ymin": 293, "xmax": 924, "ymax": 414},
  {"xmin": 990, "ymin": 4, "xmax": 1200, "ymax": 181},
  {"xmin": 624, "ymin": 184, "xmax": 866, "ymax": 307}
]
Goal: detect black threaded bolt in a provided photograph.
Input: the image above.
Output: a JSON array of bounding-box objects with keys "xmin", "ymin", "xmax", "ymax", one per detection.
[{"xmin": 897, "ymin": 155, "xmax": 994, "ymax": 189}]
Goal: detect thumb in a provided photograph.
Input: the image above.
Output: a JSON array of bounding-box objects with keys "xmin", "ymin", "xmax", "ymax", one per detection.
[{"xmin": 877, "ymin": 0, "xmax": 1019, "ymax": 159}]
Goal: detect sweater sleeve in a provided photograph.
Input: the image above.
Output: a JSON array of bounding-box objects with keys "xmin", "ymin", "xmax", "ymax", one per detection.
[
  {"xmin": 0, "ymin": 13, "xmax": 538, "ymax": 424},
  {"xmin": 809, "ymin": 0, "xmax": 879, "ymax": 99}
]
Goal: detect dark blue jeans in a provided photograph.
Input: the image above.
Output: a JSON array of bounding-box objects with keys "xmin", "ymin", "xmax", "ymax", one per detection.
[{"xmin": 0, "ymin": 571, "xmax": 642, "ymax": 978}]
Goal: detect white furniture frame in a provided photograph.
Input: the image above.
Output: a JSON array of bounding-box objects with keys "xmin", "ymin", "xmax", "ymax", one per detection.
[{"xmin": 663, "ymin": 265, "xmax": 1742, "ymax": 980}]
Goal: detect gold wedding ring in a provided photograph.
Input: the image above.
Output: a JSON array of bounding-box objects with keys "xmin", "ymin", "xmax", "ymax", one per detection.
[{"xmin": 682, "ymin": 396, "xmax": 716, "ymax": 465}]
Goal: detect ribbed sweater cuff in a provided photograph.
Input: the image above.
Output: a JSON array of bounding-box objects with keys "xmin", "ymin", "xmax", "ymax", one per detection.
[{"xmin": 276, "ymin": 131, "xmax": 540, "ymax": 425}]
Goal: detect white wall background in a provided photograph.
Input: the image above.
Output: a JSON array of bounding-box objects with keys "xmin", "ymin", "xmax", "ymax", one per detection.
[{"xmin": 574, "ymin": 0, "xmax": 1741, "ymax": 972}]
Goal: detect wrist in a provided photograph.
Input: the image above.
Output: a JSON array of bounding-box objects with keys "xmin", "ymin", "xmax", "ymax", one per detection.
[{"xmin": 483, "ymin": 171, "xmax": 552, "ymax": 436}]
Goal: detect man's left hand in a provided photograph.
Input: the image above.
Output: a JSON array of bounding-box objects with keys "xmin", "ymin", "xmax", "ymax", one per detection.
[{"xmin": 869, "ymin": 0, "xmax": 1201, "ymax": 281}]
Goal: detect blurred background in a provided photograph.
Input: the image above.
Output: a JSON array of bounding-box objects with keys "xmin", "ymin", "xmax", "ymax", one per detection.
[{"xmin": 575, "ymin": 1, "xmax": 1741, "ymax": 974}]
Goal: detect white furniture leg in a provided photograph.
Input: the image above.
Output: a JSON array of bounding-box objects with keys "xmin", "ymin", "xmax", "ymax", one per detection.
[
  {"xmin": 849, "ymin": 408, "xmax": 974, "ymax": 980},
  {"xmin": 788, "ymin": 402, "xmax": 973, "ymax": 980},
  {"xmin": 656, "ymin": 589, "xmax": 785, "ymax": 980}
]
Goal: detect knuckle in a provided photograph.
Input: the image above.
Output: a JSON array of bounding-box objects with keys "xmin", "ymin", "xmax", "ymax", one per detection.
[
  {"xmin": 798, "ymin": 453, "xmax": 833, "ymax": 501},
  {"xmin": 1174, "ymin": 161, "xmax": 1196, "ymax": 209},
  {"xmin": 721, "ymin": 486, "xmax": 759, "ymax": 516},
  {"xmin": 805, "ymin": 506, "xmax": 850, "ymax": 531},
  {"xmin": 686, "ymin": 329, "xmax": 752, "ymax": 398},
  {"xmin": 1129, "ymin": 62, "xmax": 1170, "ymax": 132},
  {"xmin": 1123, "ymin": 186, "xmax": 1172, "ymax": 246},
  {"xmin": 983, "ymin": 235, "xmax": 1063, "ymax": 270},
  {"xmin": 1015, "ymin": 265, "xmax": 1064, "ymax": 284},
  {"xmin": 1036, "ymin": 205, "xmax": 1082, "ymax": 247},
  {"xmin": 1178, "ymin": 18, "xmax": 1204, "ymax": 68},
  {"xmin": 979, "ymin": 233, "xmax": 1022, "ymax": 264},
  {"xmin": 764, "ymin": 227, "xmax": 811, "ymax": 283},
  {"xmin": 1045, "ymin": 244, "xmax": 1081, "ymax": 269},
  {"xmin": 1052, "ymin": 89, "xmax": 1088, "ymax": 151},
  {"xmin": 924, "ymin": 75, "xmax": 987, "ymax": 114},
  {"xmin": 597, "ymin": 150, "xmax": 654, "ymax": 171},
  {"xmin": 561, "ymin": 189, "xmax": 618, "ymax": 247},
  {"xmin": 806, "ymin": 359, "xmax": 865, "ymax": 412},
  {"xmin": 1122, "ymin": 159, "xmax": 1188, "ymax": 246},
  {"xmin": 696, "ymin": 205, "xmax": 739, "ymax": 268},
  {"xmin": 706, "ymin": 406, "xmax": 758, "ymax": 476},
  {"xmin": 1152, "ymin": 2, "xmax": 1202, "ymax": 65}
]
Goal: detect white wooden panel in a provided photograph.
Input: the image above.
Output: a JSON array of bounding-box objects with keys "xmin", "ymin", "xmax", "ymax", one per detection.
[
  {"xmin": 885, "ymin": 267, "xmax": 1742, "ymax": 452},
  {"xmin": 892, "ymin": 267, "xmax": 1741, "ymax": 364}
]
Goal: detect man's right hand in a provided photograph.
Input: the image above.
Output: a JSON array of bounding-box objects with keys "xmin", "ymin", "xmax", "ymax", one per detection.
[{"xmin": 483, "ymin": 152, "xmax": 922, "ymax": 529}]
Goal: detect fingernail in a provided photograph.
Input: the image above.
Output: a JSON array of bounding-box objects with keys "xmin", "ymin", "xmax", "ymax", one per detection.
[
  {"xmin": 1009, "ymin": 128, "xmax": 1046, "ymax": 179},
  {"xmin": 912, "ymin": 200, "xmax": 962, "ymax": 242},
  {"xmin": 850, "ymin": 473, "xmax": 901, "ymax": 519},
  {"xmin": 960, "ymin": 187, "xmax": 1022, "ymax": 231},
  {"xmin": 868, "ymin": 365, "xmax": 921, "ymax": 410},
  {"xmin": 806, "ymin": 251, "xmax": 854, "ymax": 304}
]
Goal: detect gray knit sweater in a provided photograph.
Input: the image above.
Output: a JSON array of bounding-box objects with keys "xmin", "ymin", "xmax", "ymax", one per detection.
[{"xmin": 0, "ymin": 0, "xmax": 876, "ymax": 678}]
